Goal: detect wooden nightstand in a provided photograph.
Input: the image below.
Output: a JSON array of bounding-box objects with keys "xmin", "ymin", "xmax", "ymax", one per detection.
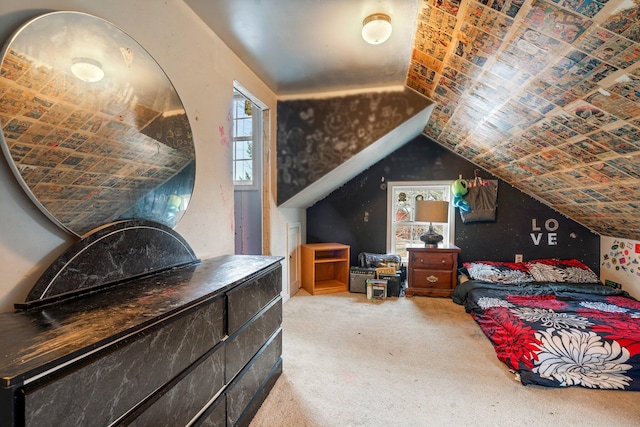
[
  {"xmin": 406, "ymin": 244, "xmax": 460, "ymax": 297},
  {"xmin": 301, "ymin": 243, "xmax": 350, "ymax": 295}
]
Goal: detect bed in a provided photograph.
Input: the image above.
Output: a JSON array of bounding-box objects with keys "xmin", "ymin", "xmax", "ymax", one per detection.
[{"xmin": 452, "ymin": 258, "xmax": 640, "ymax": 391}]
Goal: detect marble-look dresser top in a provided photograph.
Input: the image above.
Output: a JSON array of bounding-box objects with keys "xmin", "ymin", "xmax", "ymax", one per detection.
[{"xmin": 0, "ymin": 255, "xmax": 282, "ymax": 387}]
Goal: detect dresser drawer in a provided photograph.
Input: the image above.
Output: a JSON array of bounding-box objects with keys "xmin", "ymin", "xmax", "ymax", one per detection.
[
  {"xmin": 23, "ymin": 297, "xmax": 225, "ymax": 426},
  {"xmin": 411, "ymin": 269, "xmax": 452, "ymax": 289},
  {"xmin": 410, "ymin": 252, "xmax": 454, "ymax": 269}
]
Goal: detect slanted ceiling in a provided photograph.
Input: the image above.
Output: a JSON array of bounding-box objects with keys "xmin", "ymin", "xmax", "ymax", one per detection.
[
  {"xmin": 408, "ymin": 0, "xmax": 640, "ymax": 240},
  {"xmin": 276, "ymin": 88, "xmax": 434, "ymax": 207}
]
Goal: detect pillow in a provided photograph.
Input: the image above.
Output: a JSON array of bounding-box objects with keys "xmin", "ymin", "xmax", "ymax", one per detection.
[
  {"xmin": 463, "ymin": 261, "xmax": 535, "ymax": 284},
  {"xmin": 526, "ymin": 259, "xmax": 599, "ymax": 283}
]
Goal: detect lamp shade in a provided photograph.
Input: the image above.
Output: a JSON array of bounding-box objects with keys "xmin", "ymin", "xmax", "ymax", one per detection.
[
  {"xmin": 415, "ymin": 200, "xmax": 449, "ymax": 223},
  {"xmin": 362, "ymin": 13, "xmax": 392, "ymax": 45}
]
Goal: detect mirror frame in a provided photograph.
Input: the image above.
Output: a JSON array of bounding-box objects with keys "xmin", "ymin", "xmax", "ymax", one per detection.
[{"xmin": 0, "ymin": 11, "xmax": 195, "ymax": 236}]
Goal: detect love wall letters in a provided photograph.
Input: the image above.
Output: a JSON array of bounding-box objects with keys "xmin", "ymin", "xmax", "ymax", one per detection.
[{"xmin": 530, "ymin": 218, "xmax": 558, "ymax": 246}]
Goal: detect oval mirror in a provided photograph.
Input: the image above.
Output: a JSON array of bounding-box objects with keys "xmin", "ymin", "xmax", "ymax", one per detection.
[{"xmin": 0, "ymin": 11, "xmax": 195, "ymax": 236}]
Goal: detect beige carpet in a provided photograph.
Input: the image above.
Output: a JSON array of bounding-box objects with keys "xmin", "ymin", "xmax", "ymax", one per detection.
[{"xmin": 250, "ymin": 290, "xmax": 640, "ymax": 427}]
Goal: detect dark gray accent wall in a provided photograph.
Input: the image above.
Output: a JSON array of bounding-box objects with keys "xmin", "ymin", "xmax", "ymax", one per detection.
[
  {"xmin": 307, "ymin": 135, "xmax": 600, "ymax": 273},
  {"xmin": 276, "ymin": 88, "xmax": 432, "ymax": 204}
]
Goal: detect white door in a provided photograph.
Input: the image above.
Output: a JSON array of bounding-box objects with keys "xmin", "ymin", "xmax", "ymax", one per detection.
[{"xmin": 287, "ymin": 223, "xmax": 301, "ymax": 298}]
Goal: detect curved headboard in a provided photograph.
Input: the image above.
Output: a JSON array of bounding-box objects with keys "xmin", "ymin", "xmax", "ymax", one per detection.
[{"xmin": 19, "ymin": 220, "xmax": 199, "ymax": 308}]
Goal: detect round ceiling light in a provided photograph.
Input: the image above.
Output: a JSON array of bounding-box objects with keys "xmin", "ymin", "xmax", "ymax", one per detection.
[
  {"xmin": 362, "ymin": 13, "xmax": 392, "ymax": 45},
  {"xmin": 70, "ymin": 57, "xmax": 104, "ymax": 83}
]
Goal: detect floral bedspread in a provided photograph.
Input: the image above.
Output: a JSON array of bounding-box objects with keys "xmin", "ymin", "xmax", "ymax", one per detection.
[{"xmin": 453, "ymin": 280, "xmax": 640, "ymax": 390}]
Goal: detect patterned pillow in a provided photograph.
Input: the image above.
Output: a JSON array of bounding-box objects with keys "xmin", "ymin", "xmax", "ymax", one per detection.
[
  {"xmin": 463, "ymin": 261, "xmax": 535, "ymax": 284},
  {"xmin": 526, "ymin": 259, "xmax": 599, "ymax": 283}
]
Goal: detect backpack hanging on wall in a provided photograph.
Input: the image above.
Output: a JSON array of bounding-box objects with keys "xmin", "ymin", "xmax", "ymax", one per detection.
[{"xmin": 460, "ymin": 177, "xmax": 498, "ymax": 223}]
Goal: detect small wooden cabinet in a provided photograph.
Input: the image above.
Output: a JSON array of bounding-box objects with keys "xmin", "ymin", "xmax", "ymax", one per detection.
[
  {"xmin": 301, "ymin": 243, "xmax": 350, "ymax": 295},
  {"xmin": 407, "ymin": 244, "xmax": 460, "ymax": 297}
]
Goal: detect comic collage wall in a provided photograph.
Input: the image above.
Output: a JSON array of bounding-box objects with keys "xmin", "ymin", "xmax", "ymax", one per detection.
[{"xmin": 407, "ymin": 0, "xmax": 640, "ymax": 242}]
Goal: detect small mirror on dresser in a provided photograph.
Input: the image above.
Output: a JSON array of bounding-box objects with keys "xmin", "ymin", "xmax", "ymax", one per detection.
[{"xmin": 0, "ymin": 11, "xmax": 195, "ymax": 237}]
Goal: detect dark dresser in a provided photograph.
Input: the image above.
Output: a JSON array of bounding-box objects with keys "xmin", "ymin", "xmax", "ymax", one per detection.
[{"xmin": 0, "ymin": 254, "xmax": 283, "ymax": 426}]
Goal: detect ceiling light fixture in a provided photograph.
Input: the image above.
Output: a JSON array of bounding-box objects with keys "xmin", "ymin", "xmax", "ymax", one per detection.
[
  {"xmin": 362, "ymin": 13, "xmax": 392, "ymax": 45},
  {"xmin": 70, "ymin": 57, "xmax": 104, "ymax": 83}
]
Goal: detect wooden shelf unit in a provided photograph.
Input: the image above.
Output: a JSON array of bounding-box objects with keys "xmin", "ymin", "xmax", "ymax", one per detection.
[{"xmin": 301, "ymin": 243, "xmax": 350, "ymax": 295}]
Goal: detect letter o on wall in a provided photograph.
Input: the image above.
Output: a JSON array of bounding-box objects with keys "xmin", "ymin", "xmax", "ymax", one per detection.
[{"xmin": 545, "ymin": 219, "xmax": 559, "ymax": 232}]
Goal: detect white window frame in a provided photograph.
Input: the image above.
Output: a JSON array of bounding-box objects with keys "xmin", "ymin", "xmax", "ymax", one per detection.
[
  {"xmin": 386, "ymin": 181, "xmax": 455, "ymax": 263},
  {"xmin": 232, "ymin": 92, "xmax": 262, "ymax": 190}
]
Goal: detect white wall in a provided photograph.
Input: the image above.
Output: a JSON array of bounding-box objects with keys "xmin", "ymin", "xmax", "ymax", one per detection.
[
  {"xmin": 0, "ymin": 0, "xmax": 302, "ymax": 312},
  {"xmin": 601, "ymin": 236, "xmax": 640, "ymax": 299}
]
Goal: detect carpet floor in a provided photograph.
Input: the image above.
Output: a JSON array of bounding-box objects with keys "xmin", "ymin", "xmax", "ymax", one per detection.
[{"xmin": 250, "ymin": 290, "xmax": 640, "ymax": 426}]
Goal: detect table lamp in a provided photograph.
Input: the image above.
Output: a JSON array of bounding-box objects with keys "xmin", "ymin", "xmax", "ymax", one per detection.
[{"xmin": 415, "ymin": 200, "xmax": 449, "ymax": 247}]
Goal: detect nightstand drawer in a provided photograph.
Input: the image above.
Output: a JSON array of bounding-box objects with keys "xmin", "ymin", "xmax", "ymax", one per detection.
[
  {"xmin": 411, "ymin": 269, "xmax": 452, "ymax": 289},
  {"xmin": 410, "ymin": 252, "xmax": 454, "ymax": 269}
]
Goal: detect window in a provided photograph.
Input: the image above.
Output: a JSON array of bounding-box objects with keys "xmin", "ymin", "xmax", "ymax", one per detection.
[
  {"xmin": 232, "ymin": 82, "xmax": 267, "ymax": 255},
  {"xmin": 232, "ymin": 92, "xmax": 260, "ymax": 188},
  {"xmin": 387, "ymin": 181, "xmax": 455, "ymax": 262}
]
